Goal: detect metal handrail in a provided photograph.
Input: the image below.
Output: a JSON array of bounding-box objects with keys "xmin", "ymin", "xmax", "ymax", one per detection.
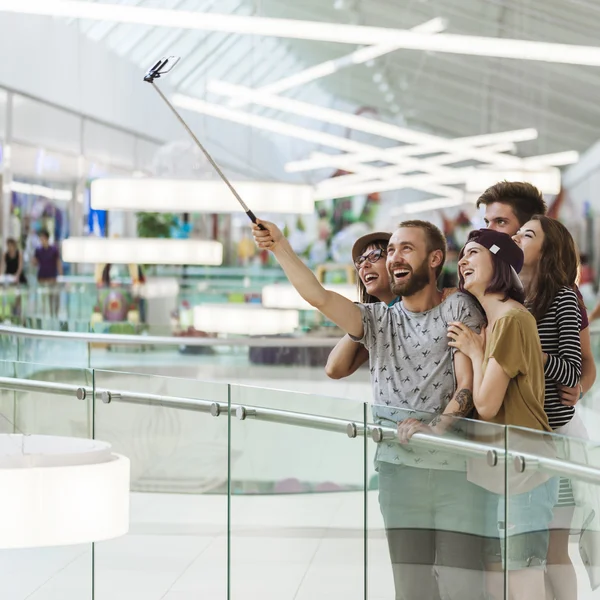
[
  {"xmin": 0, "ymin": 324, "xmax": 340, "ymax": 347},
  {"xmin": 2, "ymin": 374, "xmax": 600, "ymax": 485}
]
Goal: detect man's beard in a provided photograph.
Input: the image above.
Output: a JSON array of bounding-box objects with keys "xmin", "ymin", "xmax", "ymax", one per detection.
[{"xmin": 390, "ymin": 259, "xmax": 431, "ymax": 297}]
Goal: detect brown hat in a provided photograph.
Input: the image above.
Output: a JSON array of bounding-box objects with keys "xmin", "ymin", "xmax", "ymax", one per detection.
[{"xmin": 351, "ymin": 231, "xmax": 391, "ymax": 263}]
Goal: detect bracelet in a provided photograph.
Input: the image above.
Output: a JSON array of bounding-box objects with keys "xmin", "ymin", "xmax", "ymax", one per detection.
[{"xmin": 579, "ymin": 383, "xmax": 583, "ymax": 399}]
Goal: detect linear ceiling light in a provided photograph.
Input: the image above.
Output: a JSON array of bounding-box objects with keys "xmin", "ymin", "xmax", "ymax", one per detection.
[
  {"xmin": 230, "ymin": 17, "xmax": 447, "ymax": 107},
  {"xmin": 90, "ymin": 179, "xmax": 315, "ymax": 214},
  {"xmin": 173, "ymin": 93, "xmax": 543, "ymax": 200},
  {"xmin": 63, "ymin": 238, "xmax": 224, "ymax": 266},
  {"xmin": 4, "ymin": 1, "xmax": 600, "ymax": 66},
  {"xmin": 391, "ymin": 196, "xmax": 468, "ymax": 215},
  {"xmin": 11, "ymin": 181, "xmax": 73, "ymax": 201},
  {"xmin": 284, "ymin": 133, "xmax": 536, "ymax": 175},
  {"xmin": 465, "ymin": 168, "xmax": 562, "ymax": 195},
  {"xmin": 173, "ymin": 93, "xmax": 369, "ymax": 154},
  {"xmin": 208, "ymin": 82, "xmax": 537, "ymax": 170}
]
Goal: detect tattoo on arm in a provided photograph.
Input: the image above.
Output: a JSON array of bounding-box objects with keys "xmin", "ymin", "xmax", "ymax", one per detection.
[{"xmin": 448, "ymin": 388, "xmax": 474, "ymax": 417}]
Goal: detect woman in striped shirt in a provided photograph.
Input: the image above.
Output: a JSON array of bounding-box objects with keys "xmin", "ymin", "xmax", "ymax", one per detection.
[{"xmin": 513, "ymin": 215, "xmax": 583, "ymax": 600}]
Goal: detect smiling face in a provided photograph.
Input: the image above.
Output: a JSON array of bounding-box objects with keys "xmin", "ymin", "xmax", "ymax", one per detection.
[
  {"xmin": 355, "ymin": 243, "xmax": 392, "ymax": 301},
  {"xmin": 386, "ymin": 227, "xmax": 435, "ymax": 297},
  {"xmin": 512, "ymin": 219, "xmax": 544, "ymax": 268},
  {"xmin": 458, "ymin": 241, "xmax": 494, "ymax": 297},
  {"xmin": 483, "ymin": 202, "xmax": 521, "ymax": 236}
]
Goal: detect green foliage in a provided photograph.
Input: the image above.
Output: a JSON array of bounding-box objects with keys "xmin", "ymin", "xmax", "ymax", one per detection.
[{"xmin": 137, "ymin": 212, "xmax": 177, "ymax": 238}]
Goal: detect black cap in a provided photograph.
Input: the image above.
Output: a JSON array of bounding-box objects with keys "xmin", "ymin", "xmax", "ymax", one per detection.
[{"xmin": 464, "ymin": 229, "xmax": 524, "ymax": 289}]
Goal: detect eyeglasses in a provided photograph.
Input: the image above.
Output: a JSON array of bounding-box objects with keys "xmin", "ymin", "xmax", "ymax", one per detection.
[{"xmin": 354, "ymin": 248, "xmax": 384, "ymax": 269}]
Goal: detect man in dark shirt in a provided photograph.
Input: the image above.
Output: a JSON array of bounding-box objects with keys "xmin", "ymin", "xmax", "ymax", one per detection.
[{"xmin": 32, "ymin": 229, "xmax": 62, "ymax": 316}]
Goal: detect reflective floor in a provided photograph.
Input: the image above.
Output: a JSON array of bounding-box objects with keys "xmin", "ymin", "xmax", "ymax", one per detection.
[{"xmin": 1, "ymin": 491, "xmax": 599, "ymax": 600}]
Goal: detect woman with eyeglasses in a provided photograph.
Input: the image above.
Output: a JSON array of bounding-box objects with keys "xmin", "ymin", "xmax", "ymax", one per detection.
[{"xmin": 325, "ymin": 232, "xmax": 395, "ymax": 379}]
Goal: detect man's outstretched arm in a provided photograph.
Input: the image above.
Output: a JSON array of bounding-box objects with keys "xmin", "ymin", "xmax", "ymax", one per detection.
[{"xmin": 252, "ymin": 220, "xmax": 364, "ymax": 338}]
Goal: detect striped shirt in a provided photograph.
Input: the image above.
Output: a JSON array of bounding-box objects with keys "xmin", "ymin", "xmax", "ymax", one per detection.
[{"xmin": 537, "ymin": 287, "xmax": 582, "ymax": 429}]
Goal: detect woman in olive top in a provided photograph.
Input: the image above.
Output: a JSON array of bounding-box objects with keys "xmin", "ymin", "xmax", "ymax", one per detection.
[{"xmin": 448, "ymin": 229, "xmax": 556, "ymax": 600}]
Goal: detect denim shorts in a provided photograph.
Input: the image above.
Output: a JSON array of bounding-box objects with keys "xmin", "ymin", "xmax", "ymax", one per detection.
[{"xmin": 483, "ymin": 477, "xmax": 559, "ymax": 570}]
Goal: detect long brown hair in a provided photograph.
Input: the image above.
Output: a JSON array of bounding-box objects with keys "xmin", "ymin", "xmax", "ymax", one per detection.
[
  {"xmin": 526, "ymin": 215, "xmax": 582, "ymax": 321},
  {"xmin": 357, "ymin": 239, "xmax": 389, "ymax": 303}
]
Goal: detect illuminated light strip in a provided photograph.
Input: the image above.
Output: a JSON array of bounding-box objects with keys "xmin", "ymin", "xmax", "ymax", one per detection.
[
  {"xmin": 63, "ymin": 238, "xmax": 223, "ymax": 266},
  {"xmin": 173, "ymin": 91, "xmax": 568, "ymax": 200},
  {"xmin": 172, "ymin": 93, "xmax": 532, "ymax": 199},
  {"xmin": 208, "ymin": 81, "xmax": 535, "ymax": 168},
  {"xmin": 4, "ymin": 1, "xmax": 600, "ymax": 66},
  {"xmin": 465, "ymin": 168, "xmax": 562, "ymax": 195},
  {"xmin": 391, "ymin": 197, "xmax": 470, "ymax": 215},
  {"xmin": 313, "ymin": 142, "xmax": 518, "ymax": 192},
  {"xmin": 230, "ymin": 17, "xmax": 447, "ymax": 107},
  {"xmin": 284, "ymin": 134, "xmax": 533, "ymax": 173},
  {"xmin": 11, "ymin": 181, "xmax": 73, "ymax": 201},
  {"xmin": 172, "ymin": 94, "xmax": 370, "ymax": 154},
  {"xmin": 320, "ymin": 163, "xmax": 562, "ymax": 202},
  {"xmin": 90, "ymin": 178, "xmax": 315, "ymax": 214}
]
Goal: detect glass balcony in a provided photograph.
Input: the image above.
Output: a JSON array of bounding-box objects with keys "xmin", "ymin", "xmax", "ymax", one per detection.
[{"xmin": 0, "ymin": 324, "xmax": 599, "ymax": 598}]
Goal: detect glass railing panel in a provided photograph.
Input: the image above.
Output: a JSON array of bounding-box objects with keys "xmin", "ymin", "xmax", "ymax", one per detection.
[
  {"xmin": 229, "ymin": 384, "xmax": 367, "ymax": 600},
  {"xmin": 15, "ymin": 326, "xmax": 90, "ymax": 368},
  {"xmin": 368, "ymin": 401, "xmax": 508, "ymax": 600},
  {"xmin": 507, "ymin": 423, "xmax": 600, "ymax": 599},
  {"xmin": 0, "ymin": 360, "xmax": 94, "ymax": 599},
  {"xmin": 92, "ymin": 370, "xmax": 229, "ymax": 600}
]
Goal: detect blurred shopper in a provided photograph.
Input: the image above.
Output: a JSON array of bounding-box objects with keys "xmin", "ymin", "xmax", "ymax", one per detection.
[
  {"xmin": 449, "ymin": 229, "xmax": 556, "ymax": 600},
  {"xmin": 478, "ymin": 182, "xmax": 595, "ymax": 408},
  {"xmin": 32, "ymin": 229, "xmax": 62, "ymax": 317},
  {"xmin": 513, "ymin": 216, "xmax": 583, "ymax": 600},
  {"xmin": 3, "ymin": 238, "xmax": 27, "ymax": 285},
  {"xmin": 253, "ymin": 218, "xmax": 488, "ymax": 600}
]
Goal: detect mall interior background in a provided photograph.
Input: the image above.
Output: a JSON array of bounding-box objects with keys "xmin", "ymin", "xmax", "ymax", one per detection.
[{"xmin": 1, "ymin": 1, "xmax": 600, "ymax": 599}]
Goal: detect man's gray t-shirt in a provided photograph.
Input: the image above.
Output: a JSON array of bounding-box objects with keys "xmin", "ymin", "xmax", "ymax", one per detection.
[{"xmin": 352, "ymin": 291, "xmax": 485, "ymax": 469}]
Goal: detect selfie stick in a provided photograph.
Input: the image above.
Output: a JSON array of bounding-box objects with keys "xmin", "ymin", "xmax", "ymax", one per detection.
[{"xmin": 143, "ymin": 56, "xmax": 265, "ymax": 229}]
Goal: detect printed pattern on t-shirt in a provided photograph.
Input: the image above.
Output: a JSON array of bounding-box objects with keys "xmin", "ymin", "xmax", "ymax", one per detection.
[{"xmin": 352, "ymin": 291, "xmax": 485, "ymax": 469}]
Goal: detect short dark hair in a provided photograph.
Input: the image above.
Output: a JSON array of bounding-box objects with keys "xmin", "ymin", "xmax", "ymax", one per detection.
[
  {"xmin": 39, "ymin": 229, "xmax": 50, "ymax": 240},
  {"xmin": 6, "ymin": 238, "xmax": 16, "ymax": 247},
  {"xmin": 476, "ymin": 181, "xmax": 547, "ymax": 226},
  {"xmin": 458, "ymin": 231, "xmax": 525, "ymax": 304},
  {"xmin": 397, "ymin": 219, "xmax": 447, "ymax": 278}
]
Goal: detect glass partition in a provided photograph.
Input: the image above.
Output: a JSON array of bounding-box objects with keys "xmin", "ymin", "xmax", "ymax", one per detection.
[
  {"xmin": 0, "ymin": 360, "xmax": 94, "ymax": 599},
  {"xmin": 92, "ymin": 370, "xmax": 229, "ymax": 600},
  {"xmin": 507, "ymin": 424, "xmax": 600, "ymax": 599},
  {"xmin": 229, "ymin": 384, "xmax": 367, "ymax": 600},
  {"xmin": 368, "ymin": 401, "xmax": 508, "ymax": 600}
]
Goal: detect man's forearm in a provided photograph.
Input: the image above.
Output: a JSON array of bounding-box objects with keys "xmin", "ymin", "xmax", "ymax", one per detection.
[
  {"xmin": 443, "ymin": 388, "xmax": 474, "ymax": 418},
  {"xmin": 272, "ymin": 240, "xmax": 329, "ymax": 307}
]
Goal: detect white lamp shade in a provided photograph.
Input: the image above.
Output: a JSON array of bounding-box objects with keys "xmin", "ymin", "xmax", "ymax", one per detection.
[
  {"xmin": 139, "ymin": 277, "xmax": 180, "ymax": 299},
  {"xmin": 62, "ymin": 238, "xmax": 223, "ymax": 266},
  {"xmin": 194, "ymin": 304, "xmax": 299, "ymax": 335},
  {"xmin": 0, "ymin": 435, "xmax": 129, "ymax": 549},
  {"xmin": 91, "ymin": 179, "xmax": 315, "ymax": 214},
  {"xmin": 261, "ymin": 283, "xmax": 357, "ymax": 310}
]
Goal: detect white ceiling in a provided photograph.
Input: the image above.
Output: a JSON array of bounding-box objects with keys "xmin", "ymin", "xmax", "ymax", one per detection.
[{"xmin": 61, "ymin": 0, "xmax": 600, "ymax": 161}]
